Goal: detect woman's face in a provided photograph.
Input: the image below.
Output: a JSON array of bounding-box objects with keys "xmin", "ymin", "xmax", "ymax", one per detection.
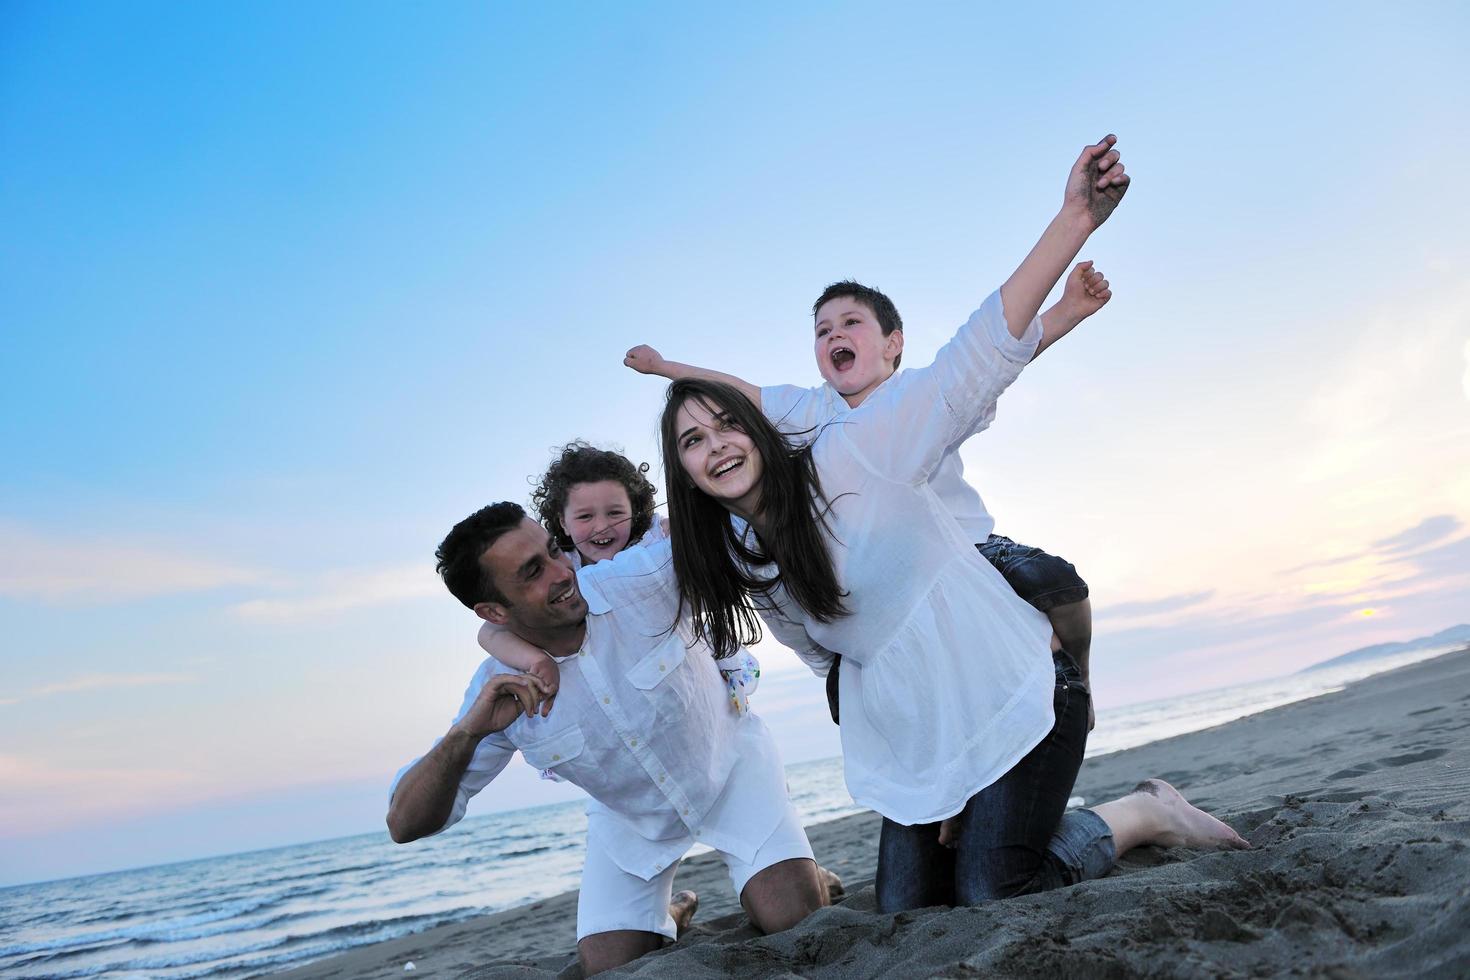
[
  {"xmin": 673, "ymin": 396, "xmax": 764, "ymax": 518},
  {"xmin": 562, "ymin": 479, "xmax": 635, "ymax": 564}
]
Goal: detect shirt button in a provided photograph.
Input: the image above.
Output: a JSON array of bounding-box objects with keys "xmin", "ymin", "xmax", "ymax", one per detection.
[
  {"xmin": 551, "ymin": 754, "xmax": 561, "ymax": 761},
  {"xmin": 658, "ymin": 774, "xmax": 666, "ymax": 783},
  {"xmin": 659, "ymin": 663, "xmax": 666, "ymax": 671},
  {"xmin": 653, "ymin": 863, "xmax": 662, "ymax": 871},
  {"xmin": 602, "ymin": 697, "xmax": 610, "ymax": 704},
  {"xmin": 682, "ymin": 808, "xmax": 690, "ymax": 816}
]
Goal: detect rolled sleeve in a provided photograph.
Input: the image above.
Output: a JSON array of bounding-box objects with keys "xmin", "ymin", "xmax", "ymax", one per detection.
[{"xmin": 848, "ymin": 290, "xmax": 1037, "ymax": 484}]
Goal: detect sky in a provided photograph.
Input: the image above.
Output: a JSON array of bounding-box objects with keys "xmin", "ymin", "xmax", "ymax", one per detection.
[{"xmin": 2, "ymin": 1, "xmax": 1468, "ymax": 886}]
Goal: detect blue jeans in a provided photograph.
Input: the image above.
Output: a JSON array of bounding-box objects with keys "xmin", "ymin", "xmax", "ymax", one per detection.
[{"xmin": 874, "ymin": 649, "xmax": 1115, "ymax": 912}]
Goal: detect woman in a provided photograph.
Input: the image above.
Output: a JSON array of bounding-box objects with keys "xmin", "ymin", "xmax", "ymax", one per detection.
[{"xmin": 657, "ymin": 139, "xmax": 1248, "ymax": 911}]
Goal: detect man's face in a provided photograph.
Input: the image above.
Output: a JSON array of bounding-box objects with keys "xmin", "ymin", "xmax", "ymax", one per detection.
[
  {"xmin": 814, "ymin": 296, "xmax": 903, "ymax": 407},
  {"xmin": 476, "ymin": 518, "xmax": 587, "ymax": 632}
]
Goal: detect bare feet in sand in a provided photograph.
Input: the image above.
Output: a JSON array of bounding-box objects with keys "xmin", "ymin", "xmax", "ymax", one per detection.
[
  {"xmin": 669, "ymin": 890, "xmax": 698, "ymax": 936},
  {"xmin": 1134, "ymin": 778, "xmax": 1251, "ymax": 850},
  {"xmin": 818, "ymin": 865, "xmax": 845, "ymax": 904}
]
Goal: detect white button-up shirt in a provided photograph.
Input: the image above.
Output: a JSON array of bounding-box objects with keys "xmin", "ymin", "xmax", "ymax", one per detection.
[
  {"xmin": 393, "ymin": 540, "xmax": 791, "ymax": 880},
  {"xmin": 762, "ymin": 385, "xmax": 998, "ymax": 543},
  {"xmin": 747, "ymin": 290, "xmax": 1055, "ymax": 826}
]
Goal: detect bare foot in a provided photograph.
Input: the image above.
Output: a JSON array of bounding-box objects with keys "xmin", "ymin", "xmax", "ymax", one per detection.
[
  {"xmin": 669, "ymin": 889, "xmax": 699, "ymax": 936},
  {"xmin": 1133, "ymin": 779, "xmax": 1250, "ymax": 850},
  {"xmin": 937, "ymin": 816, "xmax": 961, "ymax": 849},
  {"xmin": 817, "ymin": 865, "xmax": 845, "ymax": 903}
]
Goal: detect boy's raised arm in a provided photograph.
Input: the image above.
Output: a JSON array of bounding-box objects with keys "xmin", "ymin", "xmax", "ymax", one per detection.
[
  {"xmin": 1034, "ymin": 260, "xmax": 1112, "ymax": 360},
  {"xmin": 624, "ymin": 345, "xmax": 762, "ymax": 408},
  {"xmin": 999, "ymin": 135, "xmax": 1128, "ymax": 340}
]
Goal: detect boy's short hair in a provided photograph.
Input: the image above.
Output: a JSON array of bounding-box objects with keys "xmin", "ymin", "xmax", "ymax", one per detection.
[
  {"xmin": 436, "ymin": 502, "xmax": 526, "ymax": 609},
  {"xmin": 811, "ymin": 280, "xmax": 904, "ymax": 369}
]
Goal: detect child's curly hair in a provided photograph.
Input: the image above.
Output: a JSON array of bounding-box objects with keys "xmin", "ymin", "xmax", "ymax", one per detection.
[{"xmin": 531, "ymin": 441, "xmax": 658, "ymax": 555}]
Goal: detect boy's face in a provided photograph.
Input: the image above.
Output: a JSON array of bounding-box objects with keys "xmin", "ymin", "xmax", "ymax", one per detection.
[{"xmin": 813, "ymin": 296, "xmax": 903, "ymax": 407}]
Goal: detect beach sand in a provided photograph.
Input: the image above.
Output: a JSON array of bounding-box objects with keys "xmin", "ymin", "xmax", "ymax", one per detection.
[{"xmin": 278, "ymin": 648, "xmax": 1470, "ymax": 979}]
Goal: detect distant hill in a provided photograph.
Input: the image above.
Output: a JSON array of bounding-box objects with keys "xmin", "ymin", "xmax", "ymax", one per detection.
[{"xmin": 1300, "ymin": 624, "xmax": 1470, "ymax": 673}]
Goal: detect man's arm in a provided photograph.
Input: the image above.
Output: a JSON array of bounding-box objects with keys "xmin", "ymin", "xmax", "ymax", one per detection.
[
  {"xmin": 1034, "ymin": 260, "xmax": 1112, "ymax": 359},
  {"xmin": 999, "ymin": 135, "xmax": 1128, "ymax": 340},
  {"xmin": 624, "ymin": 345, "xmax": 762, "ymax": 408},
  {"xmin": 386, "ymin": 672, "xmax": 549, "ymax": 843}
]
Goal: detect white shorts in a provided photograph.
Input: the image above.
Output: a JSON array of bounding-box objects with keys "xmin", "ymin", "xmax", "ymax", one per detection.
[{"xmin": 575, "ymin": 803, "xmax": 815, "ymax": 942}]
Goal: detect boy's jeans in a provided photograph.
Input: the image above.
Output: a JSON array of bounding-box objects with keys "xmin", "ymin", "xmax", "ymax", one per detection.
[{"xmin": 875, "ymin": 649, "xmax": 1115, "ymax": 912}]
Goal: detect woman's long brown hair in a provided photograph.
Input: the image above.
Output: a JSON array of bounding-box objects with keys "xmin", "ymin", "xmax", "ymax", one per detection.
[{"xmin": 659, "ymin": 378, "xmax": 847, "ymax": 659}]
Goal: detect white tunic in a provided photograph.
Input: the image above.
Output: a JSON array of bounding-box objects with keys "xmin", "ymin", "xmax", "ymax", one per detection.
[
  {"xmin": 393, "ymin": 540, "xmax": 791, "ymax": 880},
  {"xmin": 747, "ymin": 290, "xmax": 1055, "ymax": 826},
  {"xmin": 761, "ymin": 386, "xmax": 997, "ymax": 543}
]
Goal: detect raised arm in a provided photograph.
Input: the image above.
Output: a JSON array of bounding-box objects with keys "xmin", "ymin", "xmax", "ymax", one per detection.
[
  {"xmin": 999, "ymin": 135, "xmax": 1129, "ymax": 340},
  {"xmin": 1034, "ymin": 260, "xmax": 1112, "ymax": 359},
  {"xmin": 385, "ymin": 671, "xmax": 549, "ymax": 843},
  {"xmin": 625, "ymin": 345, "xmax": 762, "ymax": 408}
]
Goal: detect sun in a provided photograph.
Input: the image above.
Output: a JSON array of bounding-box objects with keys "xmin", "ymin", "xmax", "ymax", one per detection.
[{"xmin": 1356, "ymin": 608, "xmax": 1378, "ymax": 618}]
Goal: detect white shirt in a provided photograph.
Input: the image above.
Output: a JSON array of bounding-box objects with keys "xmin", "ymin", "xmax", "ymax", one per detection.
[
  {"xmin": 762, "ymin": 386, "xmax": 998, "ymax": 543},
  {"xmin": 746, "ymin": 290, "xmax": 1055, "ymax": 826},
  {"xmin": 394, "ymin": 539, "xmax": 791, "ymax": 880}
]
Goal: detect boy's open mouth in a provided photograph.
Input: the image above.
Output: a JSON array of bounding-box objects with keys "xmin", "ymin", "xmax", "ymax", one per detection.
[
  {"xmin": 549, "ymin": 582, "xmax": 577, "ymax": 605},
  {"xmin": 830, "ymin": 347, "xmax": 855, "ymax": 371}
]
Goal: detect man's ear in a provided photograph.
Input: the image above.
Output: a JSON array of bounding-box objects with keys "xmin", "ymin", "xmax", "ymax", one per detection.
[{"xmin": 474, "ymin": 600, "xmax": 510, "ymax": 626}]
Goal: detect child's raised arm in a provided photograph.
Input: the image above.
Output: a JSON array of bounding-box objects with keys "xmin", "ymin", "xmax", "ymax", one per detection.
[
  {"xmin": 477, "ymin": 621, "xmax": 559, "ymax": 716},
  {"xmin": 999, "ymin": 135, "xmax": 1128, "ymax": 340},
  {"xmin": 624, "ymin": 345, "xmax": 762, "ymax": 409},
  {"xmin": 1034, "ymin": 260, "xmax": 1112, "ymax": 359}
]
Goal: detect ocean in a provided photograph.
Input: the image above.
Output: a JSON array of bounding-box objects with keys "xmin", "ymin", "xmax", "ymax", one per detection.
[{"xmin": 0, "ymin": 645, "xmax": 1457, "ymax": 980}]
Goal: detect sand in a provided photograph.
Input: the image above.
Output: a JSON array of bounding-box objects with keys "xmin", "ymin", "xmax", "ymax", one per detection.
[{"xmin": 277, "ymin": 648, "xmax": 1470, "ymax": 980}]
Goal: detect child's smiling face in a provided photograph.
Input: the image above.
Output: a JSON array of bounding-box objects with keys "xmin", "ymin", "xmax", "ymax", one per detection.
[
  {"xmin": 562, "ymin": 480, "xmax": 635, "ymax": 564},
  {"xmin": 813, "ymin": 296, "xmax": 904, "ymax": 406}
]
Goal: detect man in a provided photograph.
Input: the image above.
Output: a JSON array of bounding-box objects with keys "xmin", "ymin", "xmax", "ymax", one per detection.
[{"xmin": 387, "ymin": 502, "xmax": 829, "ymax": 976}]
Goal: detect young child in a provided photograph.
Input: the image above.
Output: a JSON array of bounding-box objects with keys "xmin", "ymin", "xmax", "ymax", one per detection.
[
  {"xmin": 624, "ymin": 260, "xmax": 1110, "ymax": 729},
  {"xmin": 479, "ymin": 441, "xmax": 759, "ymax": 717}
]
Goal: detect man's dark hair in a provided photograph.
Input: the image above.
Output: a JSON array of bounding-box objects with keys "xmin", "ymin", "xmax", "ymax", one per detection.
[
  {"xmin": 811, "ymin": 280, "xmax": 904, "ymax": 369},
  {"xmin": 435, "ymin": 502, "xmax": 526, "ymax": 610},
  {"xmin": 532, "ymin": 441, "xmax": 658, "ymax": 556}
]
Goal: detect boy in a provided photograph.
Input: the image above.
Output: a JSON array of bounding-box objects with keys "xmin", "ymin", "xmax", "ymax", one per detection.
[{"xmin": 625, "ymin": 260, "xmax": 1110, "ymax": 730}]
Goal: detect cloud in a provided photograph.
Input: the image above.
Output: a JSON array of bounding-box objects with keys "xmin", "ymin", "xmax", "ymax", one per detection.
[
  {"xmin": 1372, "ymin": 515, "xmax": 1463, "ymax": 555},
  {"xmin": 1095, "ymin": 590, "xmax": 1215, "ymax": 622},
  {"xmin": 230, "ymin": 563, "xmax": 440, "ymax": 622},
  {"xmin": 30, "ymin": 672, "xmax": 197, "ymax": 696},
  {"xmin": 0, "ymin": 524, "xmax": 263, "ymax": 602},
  {"xmin": 0, "ymin": 754, "xmax": 199, "ymax": 838},
  {"xmin": 1463, "ymin": 338, "xmax": 1470, "ymax": 402},
  {"xmin": 1, "ymin": 671, "xmax": 199, "ymax": 706},
  {"xmin": 1397, "ymin": 534, "xmax": 1470, "ymax": 580}
]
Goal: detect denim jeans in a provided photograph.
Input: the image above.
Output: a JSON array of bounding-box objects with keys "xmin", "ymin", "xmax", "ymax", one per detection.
[{"xmin": 874, "ymin": 649, "xmax": 1115, "ymax": 912}]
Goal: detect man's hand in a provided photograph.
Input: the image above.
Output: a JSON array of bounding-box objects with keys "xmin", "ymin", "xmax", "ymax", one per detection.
[
  {"xmin": 455, "ymin": 673, "xmax": 551, "ymax": 738},
  {"xmin": 1058, "ymin": 260, "xmax": 1112, "ymax": 322},
  {"xmin": 1063, "ymin": 134, "xmax": 1129, "ymax": 230},
  {"xmin": 523, "ymin": 655, "xmax": 561, "ymax": 717},
  {"xmin": 624, "ymin": 344, "xmax": 668, "ymax": 376}
]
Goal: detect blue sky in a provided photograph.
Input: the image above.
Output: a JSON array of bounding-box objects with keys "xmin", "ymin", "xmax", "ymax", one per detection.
[{"xmin": 3, "ymin": 1, "xmax": 1469, "ymax": 885}]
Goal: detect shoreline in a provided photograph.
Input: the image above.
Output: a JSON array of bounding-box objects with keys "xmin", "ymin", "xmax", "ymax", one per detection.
[{"xmin": 277, "ymin": 647, "xmax": 1470, "ymax": 979}]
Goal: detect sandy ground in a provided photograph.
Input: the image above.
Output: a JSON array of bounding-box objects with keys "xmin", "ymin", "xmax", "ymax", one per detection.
[{"xmin": 277, "ymin": 648, "xmax": 1470, "ymax": 980}]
